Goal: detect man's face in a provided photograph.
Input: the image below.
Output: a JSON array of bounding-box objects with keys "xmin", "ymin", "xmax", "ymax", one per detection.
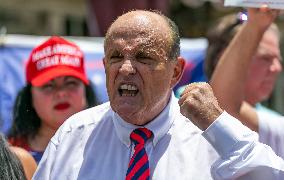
[
  {"xmin": 245, "ymin": 30, "xmax": 282, "ymax": 105},
  {"xmin": 104, "ymin": 14, "xmax": 183, "ymax": 125}
]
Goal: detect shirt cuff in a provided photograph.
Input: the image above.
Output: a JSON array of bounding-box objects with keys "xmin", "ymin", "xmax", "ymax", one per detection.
[{"xmin": 202, "ymin": 111, "xmax": 256, "ymax": 157}]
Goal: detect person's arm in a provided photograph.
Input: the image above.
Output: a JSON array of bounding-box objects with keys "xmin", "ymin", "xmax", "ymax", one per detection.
[
  {"xmin": 210, "ymin": 8, "xmax": 279, "ymax": 132},
  {"xmin": 204, "ymin": 111, "xmax": 284, "ymax": 180},
  {"xmin": 179, "ymin": 82, "xmax": 284, "ymax": 180}
]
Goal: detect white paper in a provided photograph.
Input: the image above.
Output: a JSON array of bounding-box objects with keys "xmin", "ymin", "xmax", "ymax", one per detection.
[{"xmin": 225, "ymin": 0, "xmax": 284, "ymax": 10}]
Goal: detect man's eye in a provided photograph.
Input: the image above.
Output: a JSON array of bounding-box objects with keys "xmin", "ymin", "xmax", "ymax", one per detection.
[
  {"xmin": 136, "ymin": 53, "xmax": 152, "ymax": 64},
  {"xmin": 136, "ymin": 52, "xmax": 150, "ymax": 59},
  {"xmin": 110, "ymin": 55, "xmax": 123, "ymax": 59},
  {"xmin": 110, "ymin": 51, "xmax": 123, "ymax": 59},
  {"xmin": 260, "ymin": 56, "xmax": 273, "ymax": 62},
  {"xmin": 108, "ymin": 52, "xmax": 123, "ymax": 63},
  {"xmin": 108, "ymin": 57, "xmax": 122, "ymax": 64},
  {"xmin": 138, "ymin": 59, "xmax": 150, "ymax": 64}
]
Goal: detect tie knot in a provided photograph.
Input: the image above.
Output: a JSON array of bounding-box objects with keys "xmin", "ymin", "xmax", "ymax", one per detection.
[{"xmin": 130, "ymin": 128, "xmax": 152, "ymax": 145}]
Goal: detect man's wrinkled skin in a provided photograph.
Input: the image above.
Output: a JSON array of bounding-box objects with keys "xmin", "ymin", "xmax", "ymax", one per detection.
[
  {"xmin": 179, "ymin": 82, "xmax": 223, "ymax": 130},
  {"xmin": 103, "ymin": 11, "xmax": 185, "ymax": 125}
]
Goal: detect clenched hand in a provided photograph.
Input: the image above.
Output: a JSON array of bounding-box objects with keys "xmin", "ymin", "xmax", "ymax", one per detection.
[{"xmin": 178, "ymin": 82, "xmax": 223, "ymax": 130}]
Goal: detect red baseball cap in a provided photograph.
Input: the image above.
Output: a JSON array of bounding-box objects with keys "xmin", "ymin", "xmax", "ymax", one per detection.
[{"xmin": 26, "ymin": 36, "xmax": 89, "ymax": 86}]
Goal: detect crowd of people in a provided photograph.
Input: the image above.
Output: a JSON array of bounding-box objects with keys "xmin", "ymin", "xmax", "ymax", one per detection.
[{"xmin": 1, "ymin": 4, "xmax": 284, "ymax": 180}]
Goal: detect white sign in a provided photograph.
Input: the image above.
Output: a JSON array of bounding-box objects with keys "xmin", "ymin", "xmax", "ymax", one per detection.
[{"xmin": 225, "ymin": 0, "xmax": 284, "ymax": 10}]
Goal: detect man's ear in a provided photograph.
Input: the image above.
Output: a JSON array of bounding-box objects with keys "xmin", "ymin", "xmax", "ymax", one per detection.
[{"xmin": 170, "ymin": 56, "xmax": 185, "ymax": 88}]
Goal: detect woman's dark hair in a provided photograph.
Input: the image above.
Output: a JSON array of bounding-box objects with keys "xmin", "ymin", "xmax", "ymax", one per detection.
[
  {"xmin": 8, "ymin": 81, "xmax": 98, "ymax": 139},
  {"xmin": 0, "ymin": 133, "xmax": 27, "ymax": 180}
]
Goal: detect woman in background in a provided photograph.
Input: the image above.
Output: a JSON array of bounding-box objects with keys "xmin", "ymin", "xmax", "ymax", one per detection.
[{"xmin": 8, "ymin": 36, "xmax": 98, "ymax": 163}]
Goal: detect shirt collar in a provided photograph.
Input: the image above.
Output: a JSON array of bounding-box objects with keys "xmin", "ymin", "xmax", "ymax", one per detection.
[{"xmin": 112, "ymin": 92, "xmax": 177, "ymax": 148}]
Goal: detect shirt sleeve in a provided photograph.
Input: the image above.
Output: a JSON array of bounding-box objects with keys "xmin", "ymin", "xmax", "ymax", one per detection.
[{"xmin": 202, "ymin": 111, "xmax": 284, "ymax": 180}]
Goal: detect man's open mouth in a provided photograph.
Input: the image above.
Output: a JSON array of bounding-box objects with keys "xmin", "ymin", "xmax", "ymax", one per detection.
[{"xmin": 118, "ymin": 84, "xmax": 139, "ymax": 97}]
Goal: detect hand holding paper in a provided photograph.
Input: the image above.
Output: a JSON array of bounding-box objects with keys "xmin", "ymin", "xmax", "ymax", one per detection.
[{"xmin": 225, "ymin": 0, "xmax": 284, "ymax": 10}]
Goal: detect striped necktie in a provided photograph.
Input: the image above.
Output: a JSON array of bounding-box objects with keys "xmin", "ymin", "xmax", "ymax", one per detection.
[{"xmin": 126, "ymin": 128, "xmax": 153, "ymax": 180}]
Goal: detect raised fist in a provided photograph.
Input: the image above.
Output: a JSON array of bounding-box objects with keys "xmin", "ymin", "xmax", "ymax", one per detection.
[{"xmin": 178, "ymin": 82, "xmax": 223, "ymax": 130}]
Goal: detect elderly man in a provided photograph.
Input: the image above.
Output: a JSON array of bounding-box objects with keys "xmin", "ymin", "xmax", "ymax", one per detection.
[
  {"xmin": 33, "ymin": 10, "xmax": 228, "ymax": 180},
  {"xmin": 204, "ymin": 11, "xmax": 282, "ymax": 132},
  {"xmin": 211, "ymin": 7, "xmax": 284, "ymax": 159}
]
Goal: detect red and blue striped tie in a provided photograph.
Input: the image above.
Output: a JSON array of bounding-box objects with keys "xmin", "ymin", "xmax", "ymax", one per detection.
[{"xmin": 126, "ymin": 128, "xmax": 153, "ymax": 180}]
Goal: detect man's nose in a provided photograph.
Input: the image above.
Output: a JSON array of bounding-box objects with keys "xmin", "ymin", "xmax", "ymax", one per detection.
[
  {"xmin": 119, "ymin": 60, "xmax": 136, "ymax": 75},
  {"xmin": 270, "ymin": 58, "xmax": 282, "ymax": 73}
]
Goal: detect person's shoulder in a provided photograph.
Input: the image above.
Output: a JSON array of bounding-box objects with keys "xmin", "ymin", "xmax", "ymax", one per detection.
[
  {"xmin": 257, "ymin": 108, "xmax": 284, "ymax": 134},
  {"xmin": 10, "ymin": 146, "xmax": 34, "ymax": 162},
  {"xmin": 63, "ymin": 102, "xmax": 111, "ymax": 130},
  {"xmin": 51, "ymin": 102, "xmax": 112, "ymax": 143},
  {"xmin": 10, "ymin": 146, "xmax": 37, "ymax": 180},
  {"xmin": 257, "ymin": 109, "xmax": 284, "ymax": 158},
  {"xmin": 256, "ymin": 106, "xmax": 284, "ymax": 128},
  {"xmin": 255, "ymin": 104, "xmax": 282, "ymax": 117}
]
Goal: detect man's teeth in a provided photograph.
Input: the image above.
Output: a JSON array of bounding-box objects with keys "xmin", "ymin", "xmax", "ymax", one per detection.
[
  {"xmin": 122, "ymin": 93, "xmax": 135, "ymax": 97},
  {"xmin": 120, "ymin": 84, "xmax": 137, "ymax": 90},
  {"xmin": 119, "ymin": 84, "xmax": 138, "ymax": 97}
]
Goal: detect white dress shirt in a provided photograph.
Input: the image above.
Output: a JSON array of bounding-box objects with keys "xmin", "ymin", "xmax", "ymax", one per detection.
[
  {"xmin": 33, "ymin": 93, "xmax": 219, "ymax": 180},
  {"xmin": 257, "ymin": 111, "xmax": 284, "ymax": 158},
  {"xmin": 203, "ymin": 111, "xmax": 284, "ymax": 180}
]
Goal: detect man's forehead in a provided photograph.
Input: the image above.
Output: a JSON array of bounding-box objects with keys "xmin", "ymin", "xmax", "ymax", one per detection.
[
  {"xmin": 113, "ymin": 11, "xmax": 164, "ymax": 27},
  {"xmin": 107, "ymin": 27, "xmax": 162, "ymax": 44},
  {"xmin": 105, "ymin": 34, "xmax": 168, "ymax": 56},
  {"xmin": 258, "ymin": 39, "xmax": 280, "ymax": 54},
  {"xmin": 125, "ymin": 13, "xmax": 153, "ymax": 28},
  {"xmin": 107, "ymin": 11, "xmax": 170, "ymax": 38},
  {"xmin": 104, "ymin": 11, "xmax": 172, "ymax": 53}
]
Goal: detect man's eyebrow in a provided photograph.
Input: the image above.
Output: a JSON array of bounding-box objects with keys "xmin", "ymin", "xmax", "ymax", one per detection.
[
  {"xmin": 258, "ymin": 47, "xmax": 282, "ymax": 60},
  {"xmin": 136, "ymin": 51, "xmax": 151, "ymax": 57}
]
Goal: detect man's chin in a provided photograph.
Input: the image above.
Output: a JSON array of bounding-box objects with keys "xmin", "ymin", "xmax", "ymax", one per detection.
[
  {"xmin": 113, "ymin": 104, "xmax": 136, "ymax": 115},
  {"xmin": 114, "ymin": 105, "xmax": 144, "ymax": 123}
]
